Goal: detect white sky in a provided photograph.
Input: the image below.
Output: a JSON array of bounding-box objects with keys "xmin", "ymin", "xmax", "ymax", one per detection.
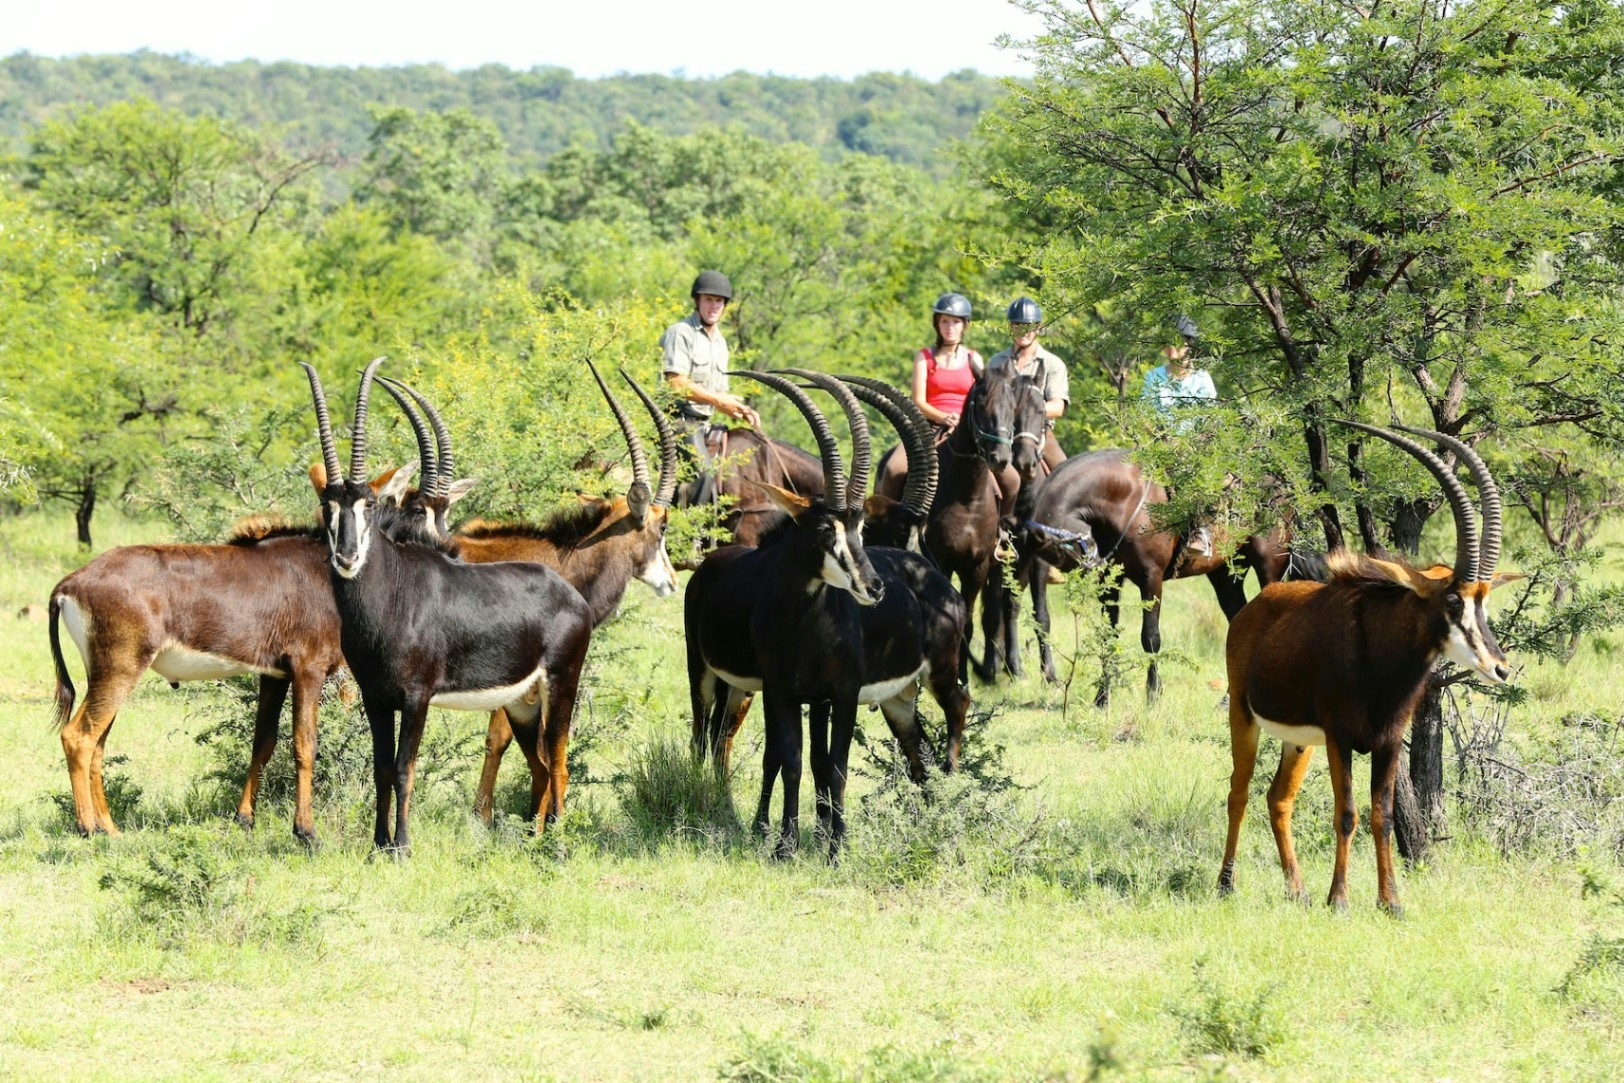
[{"xmin": 2, "ymin": 0, "xmax": 1046, "ymax": 81}]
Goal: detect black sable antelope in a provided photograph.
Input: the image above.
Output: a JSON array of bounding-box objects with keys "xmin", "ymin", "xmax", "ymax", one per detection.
[
  {"xmin": 690, "ymin": 373, "xmax": 969, "ymax": 780},
  {"xmin": 47, "ymin": 463, "xmax": 414, "ymax": 842},
  {"xmin": 303, "ymin": 360, "xmax": 593, "ymax": 853},
  {"xmin": 1020, "ymin": 449, "xmax": 1298, "ymax": 704},
  {"xmin": 1219, "ymin": 422, "xmax": 1517, "ymax": 915},
  {"xmin": 455, "ymin": 364, "xmax": 680, "ymax": 822},
  {"xmin": 685, "ymin": 369, "xmax": 892, "ymax": 856}
]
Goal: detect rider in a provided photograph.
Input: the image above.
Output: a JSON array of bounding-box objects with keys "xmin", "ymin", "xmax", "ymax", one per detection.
[
  {"xmin": 986, "ymin": 297, "xmax": 1068, "ymax": 471},
  {"xmin": 1141, "ymin": 314, "xmax": 1219, "ymax": 555},
  {"xmin": 661, "ymin": 270, "xmax": 760, "ymax": 506},
  {"xmin": 875, "ymin": 291, "xmax": 984, "ymax": 502}
]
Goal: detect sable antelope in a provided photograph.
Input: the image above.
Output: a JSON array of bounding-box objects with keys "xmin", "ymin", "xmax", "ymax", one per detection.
[
  {"xmin": 303, "ymin": 361, "xmax": 593, "ymax": 853},
  {"xmin": 1219, "ymin": 422, "xmax": 1516, "ymax": 914},
  {"xmin": 1020, "ymin": 449, "xmax": 1299, "ymax": 704},
  {"xmin": 690, "ymin": 373, "xmax": 969, "ymax": 778},
  {"xmin": 685, "ymin": 369, "xmax": 891, "ymax": 856},
  {"xmin": 47, "ymin": 464, "xmax": 414, "ymax": 842},
  {"xmin": 458, "ymin": 363, "xmax": 680, "ymax": 822}
]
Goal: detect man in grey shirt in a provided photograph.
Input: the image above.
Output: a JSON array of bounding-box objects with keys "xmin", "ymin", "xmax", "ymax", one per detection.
[{"xmin": 661, "ymin": 270, "xmax": 759, "ymax": 505}]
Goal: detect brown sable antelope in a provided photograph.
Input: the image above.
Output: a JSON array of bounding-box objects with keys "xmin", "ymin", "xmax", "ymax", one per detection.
[
  {"xmin": 1219, "ymin": 421, "xmax": 1517, "ymax": 915},
  {"xmin": 304, "ymin": 361, "xmax": 592, "ymax": 853},
  {"xmin": 47, "ymin": 464, "xmax": 414, "ymax": 842}
]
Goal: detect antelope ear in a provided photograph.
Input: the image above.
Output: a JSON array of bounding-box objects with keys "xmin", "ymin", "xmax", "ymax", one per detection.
[
  {"xmin": 308, "ymin": 463, "xmax": 328, "ymax": 493},
  {"xmin": 445, "ymin": 478, "xmax": 477, "ymax": 506},
  {"xmin": 1366, "ymin": 557, "xmax": 1442, "ymax": 595},
  {"xmin": 374, "ymin": 466, "xmax": 414, "ymax": 504},
  {"xmin": 1489, "ymin": 571, "xmax": 1525, "ymax": 590},
  {"xmin": 627, "ymin": 480, "xmax": 651, "ymax": 524},
  {"xmin": 863, "ymin": 493, "xmax": 898, "ymax": 520},
  {"xmin": 755, "ymin": 481, "xmax": 812, "ymax": 517}
]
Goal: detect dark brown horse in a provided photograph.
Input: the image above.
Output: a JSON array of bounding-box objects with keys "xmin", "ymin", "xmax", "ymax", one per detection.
[
  {"xmin": 1020, "ymin": 449, "xmax": 1305, "ymax": 705},
  {"xmin": 675, "ymin": 428, "xmax": 826, "ymax": 550}
]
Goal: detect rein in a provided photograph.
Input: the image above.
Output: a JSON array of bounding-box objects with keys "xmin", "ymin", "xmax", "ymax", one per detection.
[
  {"xmin": 1025, "ymin": 519, "xmax": 1100, "ymax": 565},
  {"xmin": 1099, "ymin": 481, "xmax": 1153, "ymax": 563}
]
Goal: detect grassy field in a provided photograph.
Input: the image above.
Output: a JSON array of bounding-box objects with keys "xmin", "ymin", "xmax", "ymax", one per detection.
[{"xmin": 0, "ymin": 509, "xmax": 1620, "ymax": 1081}]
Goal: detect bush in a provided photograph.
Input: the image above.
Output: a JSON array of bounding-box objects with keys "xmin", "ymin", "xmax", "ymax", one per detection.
[
  {"xmin": 50, "ymin": 753, "xmax": 143, "ymax": 828},
  {"xmin": 1168, "ymin": 958, "xmax": 1284, "ymax": 1061},
  {"xmin": 616, "ymin": 729, "xmax": 740, "ymax": 843}
]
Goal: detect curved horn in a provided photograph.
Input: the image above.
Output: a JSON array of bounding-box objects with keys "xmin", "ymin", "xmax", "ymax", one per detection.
[
  {"xmin": 730, "ymin": 370, "xmax": 846, "ymax": 507},
  {"xmin": 586, "ymin": 359, "xmax": 650, "ymax": 498},
  {"xmin": 619, "ymin": 367, "xmax": 680, "ymax": 507},
  {"xmin": 397, "ymin": 383, "xmax": 456, "ymax": 500},
  {"xmin": 377, "ymin": 376, "xmax": 438, "ymax": 497},
  {"xmin": 776, "ymin": 368, "xmax": 870, "ymax": 509},
  {"xmin": 838, "ymin": 374, "xmax": 938, "ymax": 518},
  {"xmin": 1394, "ymin": 424, "xmax": 1503, "ymax": 580},
  {"xmin": 349, "ymin": 357, "xmax": 386, "ymax": 482},
  {"xmin": 299, "ymin": 363, "xmax": 343, "ymax": 485},
  {"xmin": 1333, "ymin": 419, "xmax": 1480, "ymax": 583}
]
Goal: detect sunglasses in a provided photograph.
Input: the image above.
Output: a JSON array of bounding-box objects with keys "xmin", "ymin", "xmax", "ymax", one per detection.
[{"xmin": 1009, "ymin": 323, "xmax": 1041, "ymax": 334}]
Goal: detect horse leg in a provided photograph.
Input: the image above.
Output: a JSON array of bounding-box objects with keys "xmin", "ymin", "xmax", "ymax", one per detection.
[
  {"xmin": 1094, "ymin": 582, "xmax": 1122, "ymax": 709},
  {"xmin": 1002, "ymin": 558, "xmax": 1025, "ymax": 679},
  {"xmin": 1141, "ymin": 574, "xmax": 1164, "ymax": 703},
  {"xmin": 1032, "ymin": 562, "xmax": 1056, "ymax": 683}
]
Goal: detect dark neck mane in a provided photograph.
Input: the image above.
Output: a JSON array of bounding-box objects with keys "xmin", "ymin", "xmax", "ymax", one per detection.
[{"xmin": 456, "ymin": 500, "xmax": 614, "ymax": 551}]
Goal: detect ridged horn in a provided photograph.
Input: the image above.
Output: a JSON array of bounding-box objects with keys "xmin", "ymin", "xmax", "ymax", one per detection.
[
  {"xmin": 377, "ymin": 376, "xmax": 439, "ymax": 497},
  {"xmin": 300, "ymin": 363, "xmax": 343, "ymax": 486},
  {"xmin": 1394, "ymin": 424, "xmax": 1503, "ymax": 580},
  {"xmin": 838, "ymin": 374, "xmax": 938, "ymax": 518},
  {"xmin": 776, "ymin": 368, "xmax": 870, "ymax": 509},
  {"xmin": 586, "ymin": 359, "xmax": 650, "ymax": 499},
  {"xmin": 397, "ymin": 383, "xmax": 456, "ymax": 501},
  {"xmin": 619, "ymin": 367, "xmax": 679, "ymax": 507},
  {"xmin": 730, "ymin": 370, "xmax": 846, "ymax": 507},
  {"xmin": 348, "ymin": 357, "xmax": 386, "ymax": 482},
  {"xmin": 1334, "ymin": 419, "xmax": 1480, "ymax": 583}
]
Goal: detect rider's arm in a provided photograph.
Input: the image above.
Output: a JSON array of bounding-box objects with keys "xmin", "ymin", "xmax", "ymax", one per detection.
[{"xmin": 665, "ymin": 372, "xmax": 760, "ymax": 427}]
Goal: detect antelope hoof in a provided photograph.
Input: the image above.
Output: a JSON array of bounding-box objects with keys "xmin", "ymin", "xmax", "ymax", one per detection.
[
  {"xmin": 1380, "ymin": 899, "xmax": 1405, "ymax": 920},
  {"xmin": 293, "ymin": 826, "xmax": 319, "ymax": 850}
]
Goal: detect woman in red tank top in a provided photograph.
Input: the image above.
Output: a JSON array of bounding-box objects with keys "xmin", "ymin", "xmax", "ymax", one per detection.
[
  {"xmin": 911, "ymin": 292, "xmax": 983, "ymax": 430},
  {"xmin": 876, "ymin": 293, "xmax": 983, "ymax": 501}
]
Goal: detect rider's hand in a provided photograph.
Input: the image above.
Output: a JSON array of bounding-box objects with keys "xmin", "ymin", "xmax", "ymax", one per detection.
[{"xmin": 941, "ymin": 411, "xmax": 960, "ymax": 428}]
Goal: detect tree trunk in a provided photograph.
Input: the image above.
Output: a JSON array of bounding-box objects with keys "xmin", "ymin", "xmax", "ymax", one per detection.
[
  {"xmin": 1394, "ymin": 676, "xmax": 1446, "ymax": 864},
  {"xmin": 75, "ymin": 475, "xmax": 96, "ymax": 549}
]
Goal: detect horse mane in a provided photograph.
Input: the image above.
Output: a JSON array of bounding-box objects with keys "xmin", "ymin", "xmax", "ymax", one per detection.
[{"xmin": 456, "ymin": 499, "xmax": 614, "ymax": 549}]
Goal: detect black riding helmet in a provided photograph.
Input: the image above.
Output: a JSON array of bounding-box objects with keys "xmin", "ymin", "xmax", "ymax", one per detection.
[
  {"xmin": 1007, "ymin": 296, "xmax": 1043, "ymax": 325},
  {"xmin": 691, "ymin": 270, "xmax": 733, "ymax": 301},
  {"xmin": 932, "ymin": 292, "xmax": 972, "ymax": 320}
]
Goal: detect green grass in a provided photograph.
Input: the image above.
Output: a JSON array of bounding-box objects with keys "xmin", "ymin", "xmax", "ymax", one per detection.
[{"xmin": 1, "ymin": 509, "xmax": 1621, "ymax": 1080}]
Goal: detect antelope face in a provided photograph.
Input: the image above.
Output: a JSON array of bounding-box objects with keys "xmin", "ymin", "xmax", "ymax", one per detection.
[
  {"xmin": 638, "ymin": 512, "xmax": 679, "ymax": 598},
  {"xmin": 321, "ymin": 479, "xmax": 377, "ymax": 580},
  {"xmin": 819, "ymin": 509, "xmax": 884, "ymax": 606},
  {"xmin": 1440, "ymin": 581, "xmax": 1510, "ymax": 684}
]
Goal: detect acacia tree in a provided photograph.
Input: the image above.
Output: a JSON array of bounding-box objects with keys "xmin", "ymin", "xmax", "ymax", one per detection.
[{"xmin": 990, "ymin": 0, "xmax": 1624, "ymax": 854}]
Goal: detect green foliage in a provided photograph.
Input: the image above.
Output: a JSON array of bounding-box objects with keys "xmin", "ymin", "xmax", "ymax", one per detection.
[
  {"xmin": 1555, "ymin": 866, "xmax": 1624, "ymax": 1011},
  {"xmin": 49, "ymin": 754, "xmax": 143, "ymax": 828},
  {"xmin": 355, "ymin": 105, "xmax": 508, "ymax": 258},
  {"xmin": 0, "ymin": 55, "xmax": 1007, "ymax": 176},
  {"xmin": 1168, "ymin": 958, "xmax": 1285, "ymax": 1062}
]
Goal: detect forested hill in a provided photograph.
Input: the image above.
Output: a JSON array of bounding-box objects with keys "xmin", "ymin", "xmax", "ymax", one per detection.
[{"xmin": 0, "ymin": 52, "xmax": 1008, "ymax": 171}]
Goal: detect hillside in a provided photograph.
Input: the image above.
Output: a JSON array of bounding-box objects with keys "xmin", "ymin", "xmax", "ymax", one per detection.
[{"xmin": 0, "ymin": 51, "xmax": 1008, "ymax": 173}]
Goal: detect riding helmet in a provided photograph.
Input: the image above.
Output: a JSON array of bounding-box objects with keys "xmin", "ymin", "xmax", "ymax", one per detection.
[
  {"xmin": 1006, "ymin": 296, "xmax": 1043, "ymax": 325},
  {"xmin": 1172, "ymin": 313, "xmax": 1199, "ymax": 340},
  {"xmin": 932, "ymin": 292, "xmax": 973, "ymax": 320},
  {"xmin": 690, "ymin": 270, "xmax": 733, "ymax": 301}
]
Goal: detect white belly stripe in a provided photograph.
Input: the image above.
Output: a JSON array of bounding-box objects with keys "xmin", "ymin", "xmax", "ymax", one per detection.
[
  {"xmin": 151, "ymin": 644, "xmax": 285, "ymax": 682},
  {"xmin": 1251, "ymin": 701, "xmax": 1326, "ymax": 747},
  {"xmin": 859, "ymin": 666, "xmax": 924, "ymax": 704},
  {"xmin": 711, "ymin": 667, "xmax": 764, "ymax": 693},
  {"xmin": 431, "ymin": 667, "xmax": 549, "ymax": 715}
]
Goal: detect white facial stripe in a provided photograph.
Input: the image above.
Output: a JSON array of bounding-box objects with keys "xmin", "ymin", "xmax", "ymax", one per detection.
[
  {"xmin": 331, "ymin": 498, "xmax": 372, "ymax": 579},
  {"xmin": 1444, "ymin": 599, "xmax": 1505, "ymax": 683},
  {"xmin": 640, "ymin": 540, "xmax": 679, "ymax": 597}
]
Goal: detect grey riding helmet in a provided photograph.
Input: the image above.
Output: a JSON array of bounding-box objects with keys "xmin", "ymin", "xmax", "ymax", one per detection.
[
  {"xmin": 691, "ymin": 270, "xmax": 733, "ymax": 300},
  {"xmin": 1173, "ymin": 313, "xmax": 1199, "ymax": 340},
  {"xmin": 932, "ymin": 292, "xmax": 972, "ymax": 320},
  {"xmin": 1006, "ymin": 296, "xmax": 1043, "ymax": 325}
]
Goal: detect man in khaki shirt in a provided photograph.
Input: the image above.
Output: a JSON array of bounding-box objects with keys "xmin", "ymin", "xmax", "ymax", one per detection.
[
  {"xmin": 986, "ymin": 296, "xmax": 1068, "ymax": 470},
  {"xmin": 661, "ymin": 270, "xmax": 758, "ymax": 505}
]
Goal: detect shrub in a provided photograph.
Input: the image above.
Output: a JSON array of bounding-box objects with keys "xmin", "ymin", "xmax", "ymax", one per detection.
[
  {"xmin": 616, "ymin": 729, "xmax": 739, "ymax": 843},
  {"xmin": 1168, "ymin": 958, "xmax": 1284, "ymax": 1061},
  {"xmin": 50, "ymin": 753, "xmax": 143, "ymax": 828}
]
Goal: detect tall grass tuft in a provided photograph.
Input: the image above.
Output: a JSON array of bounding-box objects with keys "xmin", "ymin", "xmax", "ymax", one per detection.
[
  {"xmin": 1168, "ymin": 957, "xmax": 1285, "ymax": 1061},
  {"xmin": 617, "ymin": 729, "xmax": 740, "ymax": 844}
]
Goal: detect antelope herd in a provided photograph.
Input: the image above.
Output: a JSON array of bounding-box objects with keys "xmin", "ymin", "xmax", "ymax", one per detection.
[{"xmin": 45, "ymin": 359, "xmax": 1516, "ymax": 908}]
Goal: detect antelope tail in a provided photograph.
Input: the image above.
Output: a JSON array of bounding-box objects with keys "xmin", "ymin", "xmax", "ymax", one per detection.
[{"xmin": 48, "ymin": 595, "xmax": 76, "ymax": 730}]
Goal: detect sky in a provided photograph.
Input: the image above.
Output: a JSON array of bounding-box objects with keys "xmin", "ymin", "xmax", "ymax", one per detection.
[{"xmin": 2, "ymin": 0, "xmax": 1047, "ymax": 81}]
